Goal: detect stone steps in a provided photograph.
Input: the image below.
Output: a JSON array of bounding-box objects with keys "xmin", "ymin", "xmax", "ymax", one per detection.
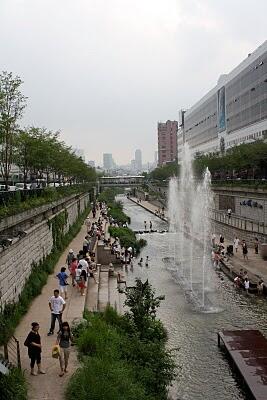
[
  {"xmin": 85, "ymin": 267, "xmax": 100, "ymax": 312},
  {"xmin": 98, "ymin": 267, "xmax": 110, "ymax": 312}
]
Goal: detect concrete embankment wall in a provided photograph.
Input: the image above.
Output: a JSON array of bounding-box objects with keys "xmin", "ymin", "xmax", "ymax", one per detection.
[
  {"xmin": 0, "ymin": 193, "xmax": 90, "ymax": 306},
  {"xmin": 211, "ymin": 219, "xmax": 267, "ymax": 246}
]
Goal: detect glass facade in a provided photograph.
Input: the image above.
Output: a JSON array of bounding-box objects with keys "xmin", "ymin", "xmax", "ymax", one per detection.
[
  {"xmin": 226, "ymin": 52, "xmax": 267, "ymax": 134},
  {"xmin": 184, "ymin": 46, "xmax": 267, "ymax": 151}
]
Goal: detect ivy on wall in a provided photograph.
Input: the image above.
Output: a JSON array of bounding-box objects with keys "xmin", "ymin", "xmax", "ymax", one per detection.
[{"xmin": 48, "ymin": 208, "xmax": 69, "ymax": 250}]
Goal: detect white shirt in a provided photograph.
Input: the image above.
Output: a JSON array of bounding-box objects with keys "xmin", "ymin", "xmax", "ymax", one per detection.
[
  {"xmin": 234, "ymin": 238, "xmax": 239, "ymax": 248},
  {"xmin": 244, "ymin": 280, "xmax": 249, "ymax": 290},
  {"xmin": 79, "ymin": 259, "xmax": 88, "ymax": 271},
  {"xmin": 49, "ymin": 295, "xmax": 65, "ymax": 314}
]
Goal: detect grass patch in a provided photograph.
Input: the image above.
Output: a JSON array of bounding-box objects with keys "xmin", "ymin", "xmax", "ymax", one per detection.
[
  {"xmin": 66, "ymin": 281, "xmax": 176, "ymax": 400},
  {"xmin": 0, "ymin": 368, "xmax": 27, "ymax": 400},
  {"xmin": 0, "ymin": 204, "xmax": 91, "ymax": 345},
  {"xmin": 98, "ymin": 188, "xmax": 130, "ymax": 224}
]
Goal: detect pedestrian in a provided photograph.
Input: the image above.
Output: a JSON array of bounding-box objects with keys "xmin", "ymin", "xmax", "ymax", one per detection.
[
  {"xmin": 150, "ymin": 221, "xmax": 152, "ymax": 231},
  {"xmin": 70, "ymin": 257, "xmax": 78, "ymax": 286},
  {"xmin": 56, "ymin": 321, "xmax": 73, "ymax": 377},
  {"xmin": 219, "ymin": 235, "xmax": 224, "ymax": 244},
  {"xmin": 144, "ymin": 221, "xmax": 147, "ymax": 231},
  {"xmin": 244, "ymin": 277, "xmax": 250, "ymax": 294},
  {"xmin": 48, "ymin": 289, "xmax": 66, "ymax": 336},
  {"xmin": 85, "ymin": 217, "xmax": 91, "ymax": 234},
  {"xmin": 66, "ymin": 249, "xmax": 74, "ymax": 269},
  {"xmin": 83, "ymin": 236, "xmax": 89, "ymax": 256},
  {"xmin": 145, "ymin": 256, "xmax": 149, "ymax": 267},
  {"xmin": 24, "ymin": 322, "xmax": 45, "ymax": 376},
  {"xmin": 234, "ymin": 275, "xmax": 241, "ymax": 289},
  {"xmin": 211, "ymin": 233, "xmax": 216, "ymax": 247},
  {"xmin": 234, "ymin": 237, "xmax": 239, "ymax": 253},
  {"xmin": 242, "ymin": 241, "xmax": 248, "ymax": 260},
  {"xmin": 227, "ymin": 208, "xmax": 232, "ymax": 218},
  {"xmin": 254, "ymin": 237, "xmax": 259, "ymax": 254},
  {"xmin": 92, "ymin": 207, "xmax": 96, "ymax": 219},
  {"xmin": 138, "ymin": 258, "xmax": 143, "ymax": 266},
  {"xmin": 258, "ymin": 279, "xmax": 264, "ymax": 295},
  {"xmin": 56, "ymin": 267, "xmax": 69, "ymax": 300}
]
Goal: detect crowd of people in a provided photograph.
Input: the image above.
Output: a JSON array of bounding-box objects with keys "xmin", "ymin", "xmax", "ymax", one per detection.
[
  {"xmin": 211, "ymin": 233, "xmax": 264, "ymax": 295},
  {"xmin": 23, "ymin": 201, "xmax": 110, "ymax": 377}
]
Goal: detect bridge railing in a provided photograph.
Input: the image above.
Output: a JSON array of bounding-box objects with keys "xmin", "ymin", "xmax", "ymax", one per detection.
[{"xmin": 212, "ymin": 209, "xmax": 267, "ymax": 235}]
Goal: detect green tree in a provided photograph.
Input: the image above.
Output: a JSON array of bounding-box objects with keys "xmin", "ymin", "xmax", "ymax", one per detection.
[{"xmin": 0, "ymin": 72, "xmax": 27, "ymax": 189}]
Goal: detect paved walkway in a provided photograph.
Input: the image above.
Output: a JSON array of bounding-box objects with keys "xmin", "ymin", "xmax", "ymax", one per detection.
[
  {"xmin": 216, "ymin": 236, "xmax": 267, "ymax": 283},
  {"xmin": 129, "ymin": 197, "xmax": 267, "ymax": 284},
  {"xmin": 13, "ymin": 210, "xmax": 97, "ymax": 400}
]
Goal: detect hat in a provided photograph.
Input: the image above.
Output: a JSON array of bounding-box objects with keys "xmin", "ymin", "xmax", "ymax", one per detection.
[{"xmin": 69, "ymin": 249, "xmax": 74, "ymax": 253}]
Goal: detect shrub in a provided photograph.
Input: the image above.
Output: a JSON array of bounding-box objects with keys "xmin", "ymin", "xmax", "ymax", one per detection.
[
  {"xmin": 108, "ymin": 226, "xmax": 147, "ymax": 254},
  {"xmin": 66, "ymin": 357, "xmax": 153, "ymax": 400},
  {"xmin": 67, "ymin": 281, "xmax": 176, "ymax": 400},
  {"xmin": 0, "ymin": 368, "xmax": 27, "ymax": 400}
]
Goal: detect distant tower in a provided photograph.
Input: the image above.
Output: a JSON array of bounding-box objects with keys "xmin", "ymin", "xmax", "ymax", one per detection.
[
  {"xmin": 135, "ymin": 149, "xmax": 142, "ymax": 171},
  {"xmin": 103, "ymin": 153, "xmax": 114, "ymax": 170}
]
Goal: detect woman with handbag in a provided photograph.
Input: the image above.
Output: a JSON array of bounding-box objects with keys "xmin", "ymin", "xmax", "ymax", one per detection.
[
  {"xmin": 24, "ymin": 322, "xmax": 45, "ymax": 376},
  {"xmin": 56, "ymin": 321, "xmax": 73, "ymax": 377}
]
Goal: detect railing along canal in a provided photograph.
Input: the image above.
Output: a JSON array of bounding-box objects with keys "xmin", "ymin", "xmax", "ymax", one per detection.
[{"xmin": 212, "ymin": 210, "xmax": 267, "ymax": 235}]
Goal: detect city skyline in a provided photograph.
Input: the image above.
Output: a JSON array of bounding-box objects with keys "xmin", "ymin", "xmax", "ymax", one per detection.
[{"xmin": 0, "ymin": 1, "xmax": 266, "ymax": 164}]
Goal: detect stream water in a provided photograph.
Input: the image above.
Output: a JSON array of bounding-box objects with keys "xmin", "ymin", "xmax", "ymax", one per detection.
[{"xmin": 119, "ymin": 195, "xmax": 267, "ymax": 400}]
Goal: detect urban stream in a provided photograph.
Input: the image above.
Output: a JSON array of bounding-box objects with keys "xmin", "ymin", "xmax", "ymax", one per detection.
[{"xmin": 119, "ymin": 196, "xmax": 267, "ymax": 400}]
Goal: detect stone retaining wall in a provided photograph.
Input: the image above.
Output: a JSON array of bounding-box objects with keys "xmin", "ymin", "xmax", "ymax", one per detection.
[
  {"xmin": 211, "ymin": 219, "xmax": 267, "ymax": 246},
  {"xmin": 0, "ymin": 193, "xmax": 90, "ymax": 306}
]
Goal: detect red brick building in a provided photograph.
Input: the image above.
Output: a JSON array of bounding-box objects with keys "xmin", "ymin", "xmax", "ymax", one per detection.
[{"xmin": 157, "ymin": 120, "xmax": 178, "ymax": 166}]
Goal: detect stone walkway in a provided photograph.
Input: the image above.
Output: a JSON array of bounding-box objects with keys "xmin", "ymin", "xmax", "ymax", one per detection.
[{"xmin": 13, "ymin": 210, "xmax": 96, "ymax": 400}]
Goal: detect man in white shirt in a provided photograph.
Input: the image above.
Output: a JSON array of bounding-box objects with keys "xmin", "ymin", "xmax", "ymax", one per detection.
[
  {"xmin": 48, "ymin": 289, "xmax": 66, "ymax": 335},
  {"xmin": 234, "ymin": 237, "xmax": 239, "ymax": 252}
]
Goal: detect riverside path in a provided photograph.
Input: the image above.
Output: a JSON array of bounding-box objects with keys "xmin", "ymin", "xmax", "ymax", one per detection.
[{"xmin": 13, "ymin": 210, "xmax": 98, "ymax": 400}]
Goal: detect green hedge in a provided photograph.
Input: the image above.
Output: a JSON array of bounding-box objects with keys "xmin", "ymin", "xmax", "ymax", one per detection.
[
  {"xmin": 0, "ymin": 184, "xmax": 92, "ymax": 219},
  {"xmin": 66, "ymin": 306, "xmax": 175, "ymax": 400},
  {"xmin": 0, "ymin": 203, "xmax": 91, "ymax": 346},
  {"xmin": 108, "ymin": 226, "xmax": 146, "ymax": 254},
  {"xmin": 98, "ymin": 188, "xmax": 130, "ymax": 224},
  {"xmin": 0, "ymin": 368, "xmax": 27, "ymax": 400}
]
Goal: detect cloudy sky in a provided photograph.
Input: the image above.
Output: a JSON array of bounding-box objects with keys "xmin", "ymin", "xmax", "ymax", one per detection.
[{"xmin": 0, "ymin": 0, "xmax": 266, "ymax": 165}]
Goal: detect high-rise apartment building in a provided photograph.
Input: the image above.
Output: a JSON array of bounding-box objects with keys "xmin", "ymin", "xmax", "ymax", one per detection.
[
  {"xmin": 135, "ymin": 149, "xmax": 142, "ymax": 171},
  {"xmin": 157, "ymin": 120, "xmax": 178, "ymax": 166},
  {"xmin": 103, "ymin": 153, "xmax": 114, "ymax": 170}
]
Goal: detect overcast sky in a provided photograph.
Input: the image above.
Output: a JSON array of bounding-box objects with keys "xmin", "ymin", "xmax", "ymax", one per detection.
[{"xmin": 0, "ymin": 0, "xmax": 266, "ymax": 165}]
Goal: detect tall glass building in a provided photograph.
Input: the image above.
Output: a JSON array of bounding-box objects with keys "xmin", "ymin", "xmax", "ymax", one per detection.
[{"xmin": 182, "ymin": 40, "xmax": 267, "ymax": 156}]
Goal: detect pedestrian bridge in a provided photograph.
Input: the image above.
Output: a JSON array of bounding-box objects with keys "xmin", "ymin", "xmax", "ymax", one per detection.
[{"xmin": 98, "ymin": 175, "xmax": 145, "ymax": 189}]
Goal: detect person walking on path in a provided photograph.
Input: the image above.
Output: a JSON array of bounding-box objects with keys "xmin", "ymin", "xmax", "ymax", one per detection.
[
  {"xmin": 56, "ymin": 267, "xmax": 69, "ymax": 300},
  {"xmin": 227, "ymin": 208, "xmax": 232, "ymax": 219},
  {"xmin": 48, "ymin": 289, "xmax": 66, "ymax": 336},
  {"xmin": 24, "ymin": 322, "xmax": 45, "ymax": 376},
  {"xmin": 234, "ymin": 237, "xmax": 239, "ymax": 253},
  {"xmin": 56, "ymin": 321, "xmax": 74, "ymax": 377},
  {"xmin": 144, "ymin": 221, "xmax": 147, "ymax": 231},
  {"xmin": 150, "ymin": 221, "xmax": 153, "ymax": 231},
  {"xmin": 66, "ymin": 249, "xmax": 75, "ymax": 269},
  {"xmin": 70, "ymin": 257, "xmax": 78, "ymax": 286},
  {"xmin": 254, "ymin": 237, "xmax": 259, "ymax": 254},
  {"xmin": 242, "ymin": 240, "xmax": 248, "ymax": 260}
]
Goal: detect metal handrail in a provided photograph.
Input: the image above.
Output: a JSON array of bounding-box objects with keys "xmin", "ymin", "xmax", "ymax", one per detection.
[{"xmin": 3, "ymin": 335, "xmax": 21, "ymax": 369}]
